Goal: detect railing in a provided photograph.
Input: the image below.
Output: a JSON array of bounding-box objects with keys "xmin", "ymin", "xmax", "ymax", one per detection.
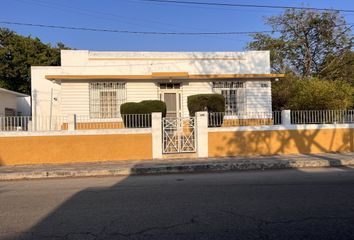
[
  {"xmin": 0, "ymin": 114, "xmax": 151, "ymax": 132},
  {"xmin": 75, "ymin": 114, "xmax": 151, "ymax": 129},
  {"xmin": 208, "ymin": 111, "xmax": 282, "ymax": 127},
  {"xmin": 291, "ymin": 110, "xmax": 354, "ymax": 124},
  {"xmin": 0, "ymin": 116, "xmax": 67, "ymax": 132}
]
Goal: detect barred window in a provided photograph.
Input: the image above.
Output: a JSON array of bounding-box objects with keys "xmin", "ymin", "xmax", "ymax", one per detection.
[
  {"xmin": 89, "ymin": 82, "xmax": 126, "ymax": 118},
  {"xmin": 213, "ymin": 81, "xmax": 244, "ymax": 89},
  {"xmin": 213, "ymin": 81, "xmax": 246, "ymax": 114}
]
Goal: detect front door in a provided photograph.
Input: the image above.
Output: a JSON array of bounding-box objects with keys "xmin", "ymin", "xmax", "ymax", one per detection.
[{"xmin": 163, "ymin": 93, "xmax": 179, "ymax": 118}]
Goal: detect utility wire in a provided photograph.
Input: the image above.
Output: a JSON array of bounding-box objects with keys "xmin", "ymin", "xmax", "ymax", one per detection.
[
  {"xmin": 1, "ymin": 20, "xmax": 352, "ymax": 36},
  {"xmin": 138, "ymin": 0, "xmax": 354, "ymax": 13},
  {"xmin": 0, "ymin": 21, "xmax": 274, "ymax": 35}
]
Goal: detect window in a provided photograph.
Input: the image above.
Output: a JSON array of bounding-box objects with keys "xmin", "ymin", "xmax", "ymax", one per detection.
[
  {"xmin": 261, "ymin": 83, "xmax": 268, "ymax": 88},
  {"xmin": 89, "ymin": 82, "xmax": 126, "ymax": 118},
  {"xmin": 213, "ymin": 81, "xmax": 245, "ymax": 114},
  {"xmin": 159, "ymin": 83, "xmax": 180, "ymax": 89},
  {"xmin": 5, "ymin": 108, "xmax": 15, "ymax": 116}
]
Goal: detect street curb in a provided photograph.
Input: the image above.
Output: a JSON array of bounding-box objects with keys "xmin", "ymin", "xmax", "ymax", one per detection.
[{"xmin": 1, "ymin": 158, "xmax": 354, "ymax": 180}]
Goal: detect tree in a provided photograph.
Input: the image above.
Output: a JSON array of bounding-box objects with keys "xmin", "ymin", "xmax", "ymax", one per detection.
[
  {"xmin": 0, "ymin": 28, "xmax": 69, "ymax": 94},
  {"xmin": 319, "ymin": 51, "xmax": 354, "ymax": 83},
  {"xmin": 271, "ymin": 72, "xmax": 298, "ymax": 110},
  {"xmin": 247, "ymin": 9, "xmax": 352, "ymax": 78},
  {"xmin": 288, "ymin": 79, "xmax": 353, "ymax": 110}
]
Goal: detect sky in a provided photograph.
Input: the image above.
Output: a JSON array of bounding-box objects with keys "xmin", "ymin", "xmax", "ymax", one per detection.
[{"xmin": 1, "ymin": 0, "xmax": 354, "ymax": 51}]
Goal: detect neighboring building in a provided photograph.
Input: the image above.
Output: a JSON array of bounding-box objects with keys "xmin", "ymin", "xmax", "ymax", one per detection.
[
  {"xmin": 31, "ymin": 50, "xmax": 283, "ymax": 119},
  {"xmin": 0, "ymin": 87, "xmax": 31, "ymax": 116}
]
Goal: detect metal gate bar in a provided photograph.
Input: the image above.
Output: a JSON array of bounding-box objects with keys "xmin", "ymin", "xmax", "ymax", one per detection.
[{"xmin": 163, "ymin": 117, "xmax": 196, "ymax": 154}]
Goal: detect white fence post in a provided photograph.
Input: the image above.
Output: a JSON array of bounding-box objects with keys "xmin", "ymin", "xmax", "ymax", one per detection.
[
  {"xmin": 67, "ymin": 114, "xmax": 77, "ymax": 131},
  {"xmin": 281, "ymin": 110, "xmax": 291, "ymax": 126},
  {"xmin": 196, "ymin": 111, "xmax": 208, "ymax": 158},
  {"xmin": 152, "ymin": 112, "xmax": 162, "ymax": 159}
]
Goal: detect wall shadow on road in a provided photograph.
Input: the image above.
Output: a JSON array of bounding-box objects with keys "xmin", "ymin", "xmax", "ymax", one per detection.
[{"xmin": 6, "ymin": 161, "xmax": 354, "ymax": 240}]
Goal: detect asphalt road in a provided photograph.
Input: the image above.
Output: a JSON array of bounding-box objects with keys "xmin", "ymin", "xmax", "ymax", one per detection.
[{"xmin": 1, "ymin": 168, "xmax": 354, "ymax": 240}]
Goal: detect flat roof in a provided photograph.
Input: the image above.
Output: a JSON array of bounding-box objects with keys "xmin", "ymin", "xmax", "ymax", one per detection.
[{"xmin": 46, "ymin": 73, "xmax": 284, "ymax": 80}]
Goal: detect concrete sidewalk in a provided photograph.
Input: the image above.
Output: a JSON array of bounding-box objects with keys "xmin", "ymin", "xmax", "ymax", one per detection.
[{"xmin": 1, "ymin": 152, "xmax": 354, "ymax": 180}]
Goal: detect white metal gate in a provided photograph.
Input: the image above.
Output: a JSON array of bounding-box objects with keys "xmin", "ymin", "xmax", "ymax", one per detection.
[{"xmin": 163, "ymin": 117, "xmax": 196, "ymax": 154}]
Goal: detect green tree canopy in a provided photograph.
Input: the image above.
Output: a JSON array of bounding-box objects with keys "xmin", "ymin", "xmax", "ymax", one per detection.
[
  {"xmin": 0, "ymin": 28, "xmax": 69, "ymax": 94},
  {"xmin": 290, "ymin": 78, "xmax": 353, "ymax": 110},
  {"xmin": 247, "ymin": 9, "xmax": 353, "ymax": 78},
  {"xmin": 275, "ymin": 78, "xmax": 353, "ymax": 110}
]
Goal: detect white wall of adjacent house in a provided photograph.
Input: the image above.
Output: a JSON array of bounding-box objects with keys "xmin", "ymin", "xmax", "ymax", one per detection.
[
  {"xmin": 16, "ymin": 96, "xmax": 31, "ymax": 116},
  {"xmin": 0, "ymin": 92, "xmax": 17, "ymax": 116}
]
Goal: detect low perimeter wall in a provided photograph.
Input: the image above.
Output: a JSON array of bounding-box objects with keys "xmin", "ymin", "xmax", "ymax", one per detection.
[
  {"xmin": 0, "ymin": 129, "xmax": 152, "ymax": 166},
  {"xmin": 208, "ymin": 125, "xmax": 354, "ymax": 157}
]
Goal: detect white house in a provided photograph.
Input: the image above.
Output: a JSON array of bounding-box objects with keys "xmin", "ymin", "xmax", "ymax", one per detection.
[
  {"xmin": 31, "ymin": 50, "xmax": 283, "ymax": 119},
  {"xmin": 0, "ymin": 87, "xmax": 31, "ymax": 116}
]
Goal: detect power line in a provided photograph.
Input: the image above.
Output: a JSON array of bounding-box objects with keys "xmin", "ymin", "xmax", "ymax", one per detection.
[
  {"xmin": 139, "ymin": 0, "xmax": 354, "ymax": 13},
  {"xmin": 12, "ymin": 0, "xmax": 251, "ymax": 43},
  {"xmin": 2, "ymin": 20, "xmax": 352, "ymax": 36},
  {"xmin": 0, "ymin": 21, "xmax": 273, "ymax": 35}
]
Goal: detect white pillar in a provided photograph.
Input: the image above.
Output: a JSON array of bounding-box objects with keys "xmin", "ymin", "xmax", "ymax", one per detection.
[
  {"xmin": 67, "ymin": 114, "xmax": 76, "ymax": 131},
  {"xmin": 152, "ymin": 112, "xmax": 162, "ymax": 159},
  {"xmin": 281, "ymin": 110, "xmax": 291, "ymax": 126},
  {"xmin": 196, "ymin": 111, "xmax": 208, "ymax": 158}
]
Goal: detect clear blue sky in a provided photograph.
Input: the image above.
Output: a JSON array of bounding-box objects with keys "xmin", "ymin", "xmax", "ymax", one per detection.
[{"xmin": 1, "ymin": 0, "xmax": 354, "ymax": 51}]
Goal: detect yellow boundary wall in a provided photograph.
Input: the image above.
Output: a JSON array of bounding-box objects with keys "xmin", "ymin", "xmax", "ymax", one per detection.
[
  {"xmin": 208, "ymin": 126, "xmax": 354, "ymax": 157},
  {"xmin": 0, "ymin": 132, "xmax": 152, "ymax": 166}
]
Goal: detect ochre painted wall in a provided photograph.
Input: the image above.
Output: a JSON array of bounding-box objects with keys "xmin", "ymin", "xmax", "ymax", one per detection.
[
  {"xmin": 0, "ymin": 134, "xmax": 152, "ymax": 166},
  {"xmin": 208, "ymin": 128, "xmax": 354, "ymax": 157}
]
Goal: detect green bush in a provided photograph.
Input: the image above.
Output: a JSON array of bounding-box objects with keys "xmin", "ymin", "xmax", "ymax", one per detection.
[
  {"xmin": 120, "ymin": 100, "xmax": 166, "ymax": 127},
  {"xmin": 288, "ymin": 79, "xmax": 353, "ymax": 110},
  {"xmin": 187, "ymin": 94, "xmax": 225, "ymax": 127}
]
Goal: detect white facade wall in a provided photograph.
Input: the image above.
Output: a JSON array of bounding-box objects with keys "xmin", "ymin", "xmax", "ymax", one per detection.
[
  {"xmin": 61, "ymin": 81, "xmax": 89, "ymax": 115},
  {"xmin": 245, "ymin": 80, "xmax": 272, "ymax": 112},
  {"xmin": 60, "ymin": 81, "xmax": 160, "ymax": 116},
  {"xmin": 60, "ymin": 51, "xmax": 270, "ymax": 75},
  {"xmin": 31, "ymin": 67, "xmax": 62, "ymax": 117},
  {"xmin": 126, "ymin": 82, "xmax": 159, "ymax": 102},
  {"xmin": 31, "ymin": 50, "xmax": 273, "ymax": 117}
]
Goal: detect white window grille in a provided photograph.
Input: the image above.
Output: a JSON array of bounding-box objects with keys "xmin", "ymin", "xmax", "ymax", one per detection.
[
  {"xmin": 213, "ymin": 81, "xmax": 246, "ymax": 114},
  {"xmin": 159, "ymin": 83, "xmax": 181, "ymax": 89},
  {"xmin": 89, "ymin": 82, "xmax": 126, "ymax": 118}
]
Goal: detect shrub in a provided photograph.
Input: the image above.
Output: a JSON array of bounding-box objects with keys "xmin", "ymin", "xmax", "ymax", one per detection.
[
  {"xmin": 288, "ymin": 78, "xmax": 353, "ymax": 110},
  {"xmin": 120, "ymin": 100, "xmax": 166, "ymax": 127},
  {"xmin": 187, "ymin": 94, "xmax": 225, "ymax": 127}
]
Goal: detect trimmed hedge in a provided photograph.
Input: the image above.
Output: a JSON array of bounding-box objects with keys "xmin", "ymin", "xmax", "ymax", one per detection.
[
  {"xmin": 187, "ymin": 94, "xmax": 225, "ymax": 115},
  {"xmin": 187, "ymin": 94, "xmax": 225, "ymax": 127},
  {"xmin": 120, "ymin": 100, "xmax": 166, "ymax": 127}
]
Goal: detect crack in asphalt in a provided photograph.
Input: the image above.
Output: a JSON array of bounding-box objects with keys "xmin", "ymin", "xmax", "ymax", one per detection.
[
  {"xmin": 11, "ymin": 210, "xmax": 354, "ymax": 240},
  {"xmin": 220, "ymin": 209, "xmax": 354, "ymax": 225},
  {"xmin": 104, "ymin": 215, "xmax": 199, "ymax": 238},
  {"xmin": 19, "ymin": 215, "xmax": 200, "ymax": 240},
  {"xmin": 219, "ymin": 209, "xmax": 354, "ymax": 240}
]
